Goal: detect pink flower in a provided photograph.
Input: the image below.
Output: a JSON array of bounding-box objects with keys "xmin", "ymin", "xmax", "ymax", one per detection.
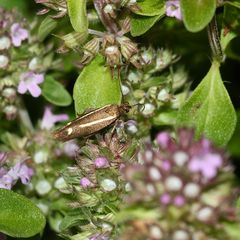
[
  {"xmin": 188, "ymin": 153, "xmax": 223, "ymax": 179},
  {"xmin": 7, "ymin": 163, "xmax": 34, "ymax": 184},
  {"xmin": 166, "ymin": 0, "xmax": 182, "ymax": 20},
  {"xmin": 94, "ymin": 157, "xmax": 109, "ymax": 168},
  {"xmin": 10, "ymin": 23, "xmax": 28, "ymax": 47},
  {"xmin": 41, "ymin": 107, "xmax": 69, "ymax": 130},
  {"xmin": 80, "ymin": 177, "xmax": 94, "ymax": 188},
  {"xmin": 0, "ymin": 162, "xmax": 33, "ymax": 189},
  {"xmin": 18, "ymin": 72, "xmax": 44, "ymax": 97},
  {"xmin": 63, "ymin": 140, "xmax": 79, "ymax": 157}
]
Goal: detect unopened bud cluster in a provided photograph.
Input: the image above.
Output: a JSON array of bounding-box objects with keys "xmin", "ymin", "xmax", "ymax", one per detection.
[
  {"xmin": 35, "ymin": 0, "xmax": 67, "ymax": 18},
  {"xmin": 121, "ymin": 128, "xmax": 238, "ymax": 239},
  {"xmin": 122, "ymin": 48, "xmax": 188, "ymax": 131},
  {"xmin": 79, "ymin": 31, "xmax": 143, "ymax": 70},
  {"xmin": 61, "ymin": 131, "xmax": 138, "ymax": 238}
]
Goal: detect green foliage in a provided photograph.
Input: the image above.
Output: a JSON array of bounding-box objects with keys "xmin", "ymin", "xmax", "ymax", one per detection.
[
  {"xmin": 134, "ymin": 0, "xmax": 165, "ymax": 16},
  {"xmin": 42, "ymin": 76, "xmax": 72, "ymax": 106},
  {"xmin": 181, "ymin": 0, "xmax": 216, "ymax": 32},
  {"xmin": 130, "ymin": 0, "xmax": 165, "ymax": 36},
  {"xmin": 67, "ymin": 0, "xmax": 88, "ymax": 33},
  {"xmin": 38, "ymin": 16, "xmax": 57, "ymax": 42},
  {"xmin": 177, "ymin": 60, "xmax": 236, "ymax": 146},
  {"xmin": 73, "ymin": 55, "xmax": 122, "ymax": 114},
  {"xmin": 131, "ymin": 14, "xmax": 163, "ymax": 37},
  {"xmin": 227, "ymin": 111, "xmax": 240, "ymax": 157},
  {"xmin": 0, "ymin": 189, "xmax": 46, "ymax": 238}
]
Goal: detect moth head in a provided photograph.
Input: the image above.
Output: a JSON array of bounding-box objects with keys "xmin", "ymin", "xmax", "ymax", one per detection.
[
  {"xmin": 52, "ymin": 125, "xmax": 74, "ymax": 142},
  {"xmin": 120, "ymin": 103, "xmax": 131, "ymax": 114}
]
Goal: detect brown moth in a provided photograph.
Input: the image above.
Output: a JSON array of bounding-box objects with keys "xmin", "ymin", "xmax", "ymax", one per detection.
[{"xmin": 52, "ymin": 103, "xmax": 131, "ymax": 142}]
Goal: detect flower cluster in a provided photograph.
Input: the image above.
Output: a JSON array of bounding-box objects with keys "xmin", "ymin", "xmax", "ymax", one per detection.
[
  {"xmin": 35, "ymin": 0, "xmax": 67, "ymax": 18},
  {"xmin": 121, "ymin": 129, "xmax": 237, "ymax": 239},
  {"xmin": 121, "ymin": 47, "xmax": 188, "ymax": 137},
  {"xmin": 60, "ymin": 128, "xmax": 138, "ymax": 239},
  {"xmin": 79, "ymin": 30, "xmax": 143, "ymax": 74}
]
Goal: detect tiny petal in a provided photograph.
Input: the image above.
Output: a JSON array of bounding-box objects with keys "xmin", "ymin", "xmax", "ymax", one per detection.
[
  {"xmin": 165, "ymin": 176, "xmax": 183, "ymax": 192},
  {"xmin": 173, "ymin": 195, "xmax": 185, "ymax": 206},
  {"xmin": 183, "ymin": 183, "xmax": 200, "ymax": 198},
  {"xmin": 17, "ymin": 80, "xmax": 28, "ymax": 94},
  {"xmin": 63, "ymin": 140, "xmax": 79, "ymax": 157},
  {"xmin": 160, "ymin": 193, "xmax": 171, "ymax": 205},
  {"xmin": 0, "ymin": 36, "xmax": 11, "ymax": 50},
  {"xmin": 156, "ymin": 132, "xmax": 171, "ymax": 148},
  {"xmin": 35, "ymin": 179, "xmax": 52, "ymax": 195},
  {"xmin": 0, "ymin": 55, "xmax": 9, "ymax": 69},
  {"xmin": 80, "ymin": 177, "xmax": 93, "ymax": 188},
  {"xmin": 41, "ymin": 107, "xmax": 68, "ymax": 130},
  {"xmin": 196, "ymin": 206, "xmax": 214, "ymax": 223},
  {"xmin": 149, "ymin": 166, "xmax": 161, "ymax": 181},
  {"xmin": 205, "ymin": 153, "xmax": 223, "ymax": 168},
  {"xmin": 28, "ymin": 81, "xmax": 42, "ymax": 97},
  {"xmin": 94, "ymin": 157, "xmax": 109, "ymax": 168},
  {"xmin": 100, "ymin": 179, "xmax": 117, "ymax": 192},
  {"xmin": 32, "ymin": 73, "xmax": 44, "ymax": 84},
  {"xmin": 166, "ymin": 0, "xmax": 182, "ymax": 20},
  {"xmin": 188, "ymin": 158, "xmax": 202, "ymax": 172},
  {"xmin": 172, "ymin": 230, "xmax": 190, "ymax": 240}
]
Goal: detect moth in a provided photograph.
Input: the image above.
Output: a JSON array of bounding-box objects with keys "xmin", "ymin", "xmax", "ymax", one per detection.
[{"xmin": 52, "ymin": 103, "xmax": 131, "ymax": 142}]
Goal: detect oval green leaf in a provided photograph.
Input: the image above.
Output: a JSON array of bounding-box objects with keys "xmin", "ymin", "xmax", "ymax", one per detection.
[
  {"xmin": 134, "ymin": 0, "xmax": 165, "ymax": 16},
  {"xmin": 73, "ymin": 54, "xmax": 122, "ymax": 114},
  {"xmin": 177, "ymin": 60, "xmax": 236, "ymax": 146},
  {"xmin": 0, "ymin": 189, "xmax": 46, "ymax": 238},
  {"xmin": 42, "ymin": 76, "xmax": 72, "ymax": 106},
  {"xmin": 131, "ymin": 14, "xmax": 163, "ymax": 37},
  {"xmin": 67, "ymin": 0, "xmax": 88, "ymax": 33},
  {"xmin": 181, "ymin": 0, "xmax": 216, "ymax": 32}
]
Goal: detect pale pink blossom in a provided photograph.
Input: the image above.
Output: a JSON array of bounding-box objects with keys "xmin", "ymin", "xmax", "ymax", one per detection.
[
  {"xmin": 41, "ymin": 107, "xmax": 68, "ymax": 130},
  {"xmin": 18, "ymin": 72, "xmax": 44, "ymax": 97}
]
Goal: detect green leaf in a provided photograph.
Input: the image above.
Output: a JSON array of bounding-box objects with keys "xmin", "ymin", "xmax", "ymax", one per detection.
[
  {"xmin": 42, "ymin": 76, "xmax": 72, "ymax": 106},
  {"xmin": 225, "ymin": 1, "xmax": 240, "ymax": 9},
  {"xmin": 177, "ymin": 60, "xmax": 236, "ymax": 146},
  {"xmin": 134, "ymin": 0, "xmax": 165, "ymax": 16},
  {"xmin": 73, "ymin": 54, "xmax": 122, "ymax": 114},
  {"xmin": 0, "ymin": 189, "xmax": 46, "ymax": 238},
  {"xmin": 223, "ymin": 222, "xmax": 240, "ymax": 240},
  {"xmin": 181, "ymin": 0, "xmax": 216, "ymax": 32},
  {"xmin": 38, "ymin": 16, "xmax": 57, "ymax": 42},
  {"xmin": 67, "ymin": 0, "xmax": 88, "ymax": 33},
  {"xmin": 227, "ymin": 111, "xmax": 240, "ymax": 157},
  {"xmin": 131, "ymin": 14, "xmax": 163, "ymax": 37}
]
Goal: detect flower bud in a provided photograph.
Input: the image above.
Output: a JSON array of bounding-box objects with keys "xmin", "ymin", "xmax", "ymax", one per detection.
[
  {"xmin": 172, "ymin": 229, "xmax": 190, "ymax": 240},
  {"xmin": 35, "ymin": 179, "xmax": 52, "ymax": 195},
  {"xmin": 0, "ymin": 55, "xmax": 9, "ymax": 69},
  {"xmin": 104, "ymin": 45, "xmax": 121, "ymax": 67},
  {"xmin": 80, "ymin": 177, "xmax": 94, "ymax": 188},
  {"xmin": 1, "ymin": 87, "xmax": 16, "ymax": 102},
  {"xmin": 100, "ymin": 178, "xmax": 117, "ymax": 192},
  {"xmin": 149, "ymin": 225, "xmax": 163, "ymax": 239},
  {"xmin": 80, "ymin": 38, "xmax": 101, "ymax": 65},
  {"xmin": 103, "ymin": 4, "xmax": 116, "ymax": 18},
  {"xmin": 117, "ymin": 36, "xmax": 138, "ymax": 60},
  {"xmin": 94, "ymin": 157, "xmax": 109, "ymax": 168},
  {"xmin": 0, "ymin": 36, "xmax": 11, "ymax": 50},
  {"xmin": 3, "ymin": 105, "xmax": 17, "ymax": 120}
]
